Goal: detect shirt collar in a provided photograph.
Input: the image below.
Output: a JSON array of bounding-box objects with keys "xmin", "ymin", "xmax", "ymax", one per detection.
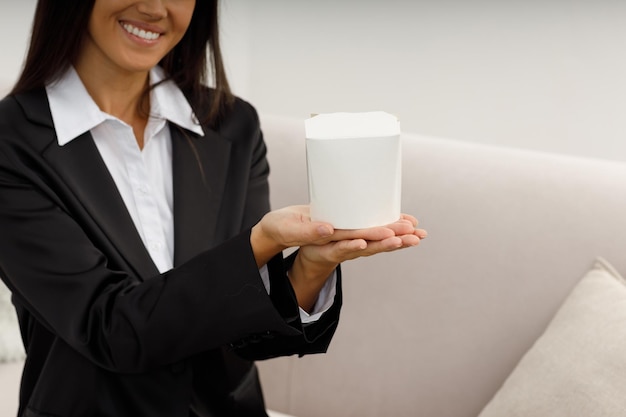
[
  {"xmin": 46, "ymin": 66, "xmax": 204, "ymax": 146},
  {"xmin": 149, "ymin": 66, "xmax": 204, "ymax": 138}
]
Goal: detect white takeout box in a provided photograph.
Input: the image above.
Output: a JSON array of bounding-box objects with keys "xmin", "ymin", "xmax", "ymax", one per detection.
[{"xmin": 305, "ymin": 111, "xmax": 402, "ymax": 229}]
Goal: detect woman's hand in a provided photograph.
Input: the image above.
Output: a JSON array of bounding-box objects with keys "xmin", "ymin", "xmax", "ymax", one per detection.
[
  {"xmin": 250, "ymin": 205, "xmax": 410, "ymax": 267},
  {"xmin": 289, "ymin": 215, "xmax": 427, "ymax": 311},
  {"xmin": 299, "ymin": 214, "xmax": 426, "ymax": 267},
  {"xmin": 250, "ymin": 206, "xmax": 428, "ymax": 312}
]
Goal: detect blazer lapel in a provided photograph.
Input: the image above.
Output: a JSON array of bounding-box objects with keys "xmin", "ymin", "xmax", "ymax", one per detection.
[
  {"xmin": 15, "ymin": 90, "xmax": 160, "ymax": 280},
  {"xmin": 170, "ymin": 124, "xmax": 231, "ymax": 266},
  {"xmin": 14, "ymin": 90, "xmax": 233, "ymax": 276}
]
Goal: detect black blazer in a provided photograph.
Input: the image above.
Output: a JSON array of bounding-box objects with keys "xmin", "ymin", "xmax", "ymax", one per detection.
[{"xmin": 0, "ymin": 89, "xmax": 341, "ymax": 417}]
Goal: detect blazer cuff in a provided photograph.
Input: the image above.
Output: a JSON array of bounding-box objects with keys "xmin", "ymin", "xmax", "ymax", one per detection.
[{"xmin": 267, "ymin": 250, "xmax": 342, "ymax": 344}]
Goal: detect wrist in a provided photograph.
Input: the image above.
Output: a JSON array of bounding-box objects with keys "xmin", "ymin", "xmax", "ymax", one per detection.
[
  {"xmin": 250, "ymin": 223, "xmax": 286, "ymax": 268},
  {"xmin": 289, "ymin": 251, "xmax": 337, "ymax": 313},
  {"xmin": 292, "ymin": 250, "xmax": 337, "ymax": 284}
]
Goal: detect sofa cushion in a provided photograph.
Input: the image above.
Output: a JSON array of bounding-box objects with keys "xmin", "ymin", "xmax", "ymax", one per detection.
[{"xmin": 478, "ymin": 257, "xmax": 626, "ymax": 417}]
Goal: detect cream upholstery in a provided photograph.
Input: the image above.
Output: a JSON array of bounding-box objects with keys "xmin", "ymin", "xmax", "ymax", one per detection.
[
  {"xmin": 257, "ymin": 115, "xmax": 626, "ymax": 417},
  {"xmin": 0, "ymin": 362, "xmax": 21, "ymax": 415},
  {"xmin": 478, "ymin": 258, "xmax": 626, "ymax": 417}
]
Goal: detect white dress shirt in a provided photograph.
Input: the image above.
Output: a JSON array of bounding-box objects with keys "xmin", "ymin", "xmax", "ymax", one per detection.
[{"xmin": 45, "ymin": 66, "xmax": 335, "ymax": 323}]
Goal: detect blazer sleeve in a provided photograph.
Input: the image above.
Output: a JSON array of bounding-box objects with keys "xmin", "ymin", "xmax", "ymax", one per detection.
[
  {"xmin": 0, "ymin": 153, "xmax": 285, "ymax": 373},
  {"xmin": 0, "ymin": 96, "xmax": 341, "ymax": 375},
  {"xmin": 223, "ymin": 101, "xmax": 342, "ymax": 360},
  {"xmin": 232, "ymin": 249, "xmax": 342, "ymax": 361}
]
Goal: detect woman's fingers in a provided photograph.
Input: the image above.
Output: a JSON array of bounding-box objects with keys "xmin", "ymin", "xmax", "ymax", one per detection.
[
  {"xmin": 414, "ymin": 228, "xmax": 428, "ymax": 239},
  {"xmin": 323, "ymin": 215, "xmax": 423, "ymax": 243},
  {"xmin": 259, "ymin": 206, "xmax": 427, "ymax": 249},
  {"xmin": 329, "ymin": 226, "xmax": 395, "ymax": 242},
  {"xmin": 400, "ymin": 213, "xmax": 419, "ymax": 227},
  {"xmin": 307, "ymin": 233, "xmax": 422, "ymax": 264},
  {"xmin": 384, "ymin": 220, "xmax": 416, "ymax": 237}
]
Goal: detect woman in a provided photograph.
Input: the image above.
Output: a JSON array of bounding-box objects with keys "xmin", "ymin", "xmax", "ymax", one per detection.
[{"xmin": 0, "ymin": 1, "xmax": 427, "ymax": 416}]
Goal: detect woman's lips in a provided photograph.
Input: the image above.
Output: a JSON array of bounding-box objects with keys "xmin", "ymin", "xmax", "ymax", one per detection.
[{"xmin": 120, "ymin": 21, "xmax": 163, "ymax": 41}]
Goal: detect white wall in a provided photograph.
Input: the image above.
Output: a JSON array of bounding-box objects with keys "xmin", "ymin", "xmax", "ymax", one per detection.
[
  {"xmin": 219, "ymin": 1, "xmax": 253, "ymax": 97},
  {"xmin": 230, "ymin": 0, "xmax": 626, "ymax": 163},
  {"xmin": 0, "ymin": 1, "xmax": 37, "ymax": 95},
  {"xmin": 3, "ymin": 1, "xmax": 626, "ymax": 163}
]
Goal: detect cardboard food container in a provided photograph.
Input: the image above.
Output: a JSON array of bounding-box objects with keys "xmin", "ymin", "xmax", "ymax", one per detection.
[{"xmin": 305, "ymin": 111, "xmax": 402, "ymax": 229}]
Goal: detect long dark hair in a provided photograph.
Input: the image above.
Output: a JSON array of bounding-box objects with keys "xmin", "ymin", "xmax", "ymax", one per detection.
[{"xmin": 11, "ymin": 0, "xmax": 234, "ymax": 125}]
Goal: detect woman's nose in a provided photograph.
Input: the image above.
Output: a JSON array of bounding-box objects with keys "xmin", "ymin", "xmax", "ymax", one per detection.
[{"xmin": 136, "ymin": 0, "xmax": 168, "ymax": 20}]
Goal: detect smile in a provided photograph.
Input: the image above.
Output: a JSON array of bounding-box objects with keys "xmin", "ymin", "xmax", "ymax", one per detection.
[{"xmin": 121, "ymin": 22, "xmax": 161, "ymax": 41}]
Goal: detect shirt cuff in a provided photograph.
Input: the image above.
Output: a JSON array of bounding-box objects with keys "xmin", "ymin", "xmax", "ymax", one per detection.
[
  {"xmin": 259, "ymin": 266, "xmax": 337, "ymax": 324},
  {"xmin": 299, "ymin": 271, "xmax": 337, "ymax": 323}
]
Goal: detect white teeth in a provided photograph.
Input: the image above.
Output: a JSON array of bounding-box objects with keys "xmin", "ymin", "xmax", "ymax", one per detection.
[{"xmin": 122, "ymin": 23, "xmax": 160, "ymax": 41}]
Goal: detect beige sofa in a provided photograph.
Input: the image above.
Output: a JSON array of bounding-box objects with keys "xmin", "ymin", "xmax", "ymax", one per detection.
[
  {"xmin": 257, "ymin": 115, "xmax": 626, "ymax": 417},
  {"xmin": 2, "ymin": 114, "xmax": 626, "ymax": 417}
]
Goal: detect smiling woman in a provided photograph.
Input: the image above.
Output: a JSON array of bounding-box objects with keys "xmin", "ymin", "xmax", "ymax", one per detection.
[
  {"xmin": 0, "ymin": 1, "xmax": 426, "ymax": 417},
  {"xmin": 11, "ymin": 0, "xmax": 231, "ymax": 129},
  {"xmin": 80, "ymin": 0, "xmax": 195, "ymax": 77},
  {"xmin": 74, "ymin": 0, "xmax": 196, "ymax": 148}
]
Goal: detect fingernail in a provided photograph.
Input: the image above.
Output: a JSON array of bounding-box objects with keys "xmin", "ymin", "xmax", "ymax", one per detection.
[{"xmin": 317, "ymin": 225, "xmax": 332, "ymax": 237}]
